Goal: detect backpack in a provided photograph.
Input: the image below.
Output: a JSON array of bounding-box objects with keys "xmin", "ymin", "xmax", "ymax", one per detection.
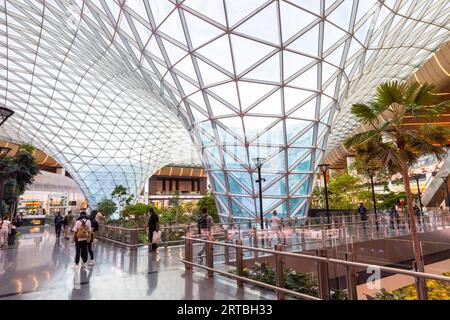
[{"xmin": 76, "ymin": 219, "xmax": 90, "ymax": 239}]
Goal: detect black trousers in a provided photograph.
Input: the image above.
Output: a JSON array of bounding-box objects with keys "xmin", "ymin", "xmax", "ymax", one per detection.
[
  {"xmin": 87, "ymin": 240, "xmax": 94, "ymax": 260},
  {"xmin": 149, "ymin": 230, "xmax": 157, "ymax": 251},
  {"xmin": 55, "ymin": 224, "xmax": 62, "ymax": 238},
  {"xmin": 75, "ymin": 240, "xmax": 88, "ymax": 264}
]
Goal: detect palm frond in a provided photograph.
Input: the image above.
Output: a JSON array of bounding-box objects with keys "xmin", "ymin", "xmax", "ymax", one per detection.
[
  {"xmin": 350, "ymin": 102, "xmax": 381, "ymax": 124},
  {"xmin": 414, "ymin": 82, "xmax": 438, "ymax": 106},
  {"xmin": 375, "ymin": 81, "xmax": 405, "ymax": 108},
  {"xmin": 343, "ymin": 130, "xmax": 380, "ymax": 149},
  {"xmin": 403, "ymin": 81, "xmax": 421, "ymax": 104}
]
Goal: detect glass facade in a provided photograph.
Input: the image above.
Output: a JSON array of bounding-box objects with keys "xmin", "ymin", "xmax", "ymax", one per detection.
[{"xmin": 0, "ymin": 1, "xmax": 449, "ymax": 222}]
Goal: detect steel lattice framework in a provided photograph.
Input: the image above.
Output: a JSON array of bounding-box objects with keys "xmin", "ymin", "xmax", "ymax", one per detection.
[{"xmin": 0, "ymin": 0, "xmax": 449, "ymax": 222}]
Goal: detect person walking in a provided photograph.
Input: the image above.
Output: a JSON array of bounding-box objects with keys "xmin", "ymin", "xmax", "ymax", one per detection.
[
  {"xmin": 54, "ymin": 212, "xmax": 63, "ymax": 239},
  {"xmin": 145, "ymin": 208, "xmax": 159, "ymax": 252},
  {"xmin": 71, "ymin": 211, "xmax": 91, "ymax": 269},
  {"xmin": 357, "ymin": 203, "xmax": 368, "ymax": 231},
  {"xmin": 62, "ymin": 214, "xmax": 69, "ymax": 240},
  {"xmin": 269, "ymin": 210, "xmax": 283, "ymax": 243},
  {"xmin": 87, "ymin": 211, "xmax": 99, "ymax": 266},
  {"xmin": 389, "ymin": 206, "xmax": 400, "ymax": 230},
  {"xmin": 197, "ymin": 208, "xmax": 214, "ymax": 258},
  {"xmin": 0, "ymin": 216, "xmax": 11, "ymax": 248}
]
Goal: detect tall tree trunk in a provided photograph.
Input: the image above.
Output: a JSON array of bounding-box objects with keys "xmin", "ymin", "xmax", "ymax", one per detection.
[{"xmin": 399, "ymin": 159, "xmax": 425, "ymax": 272}]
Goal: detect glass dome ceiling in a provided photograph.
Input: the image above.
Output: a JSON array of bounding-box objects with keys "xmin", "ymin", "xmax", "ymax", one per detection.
[{"xmin": 0, "ymin": 0, "xmax": 449, "ymax": 221}]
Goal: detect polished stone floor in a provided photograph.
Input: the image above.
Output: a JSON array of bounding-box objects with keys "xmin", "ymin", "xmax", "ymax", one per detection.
[{"xmin": 0, "ymin": 226, "xmax": 273, "ymax": 300}]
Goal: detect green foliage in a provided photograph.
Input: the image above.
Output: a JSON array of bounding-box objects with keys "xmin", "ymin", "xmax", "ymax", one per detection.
[
  {"xmin": 96, "ymin": 198, "xmax": 117, "ymax": 218},
  {"xmin": 168, "ymin": 190, "xmax": 180, "ymax": 207},
  {"xmin": 121, "ymin": 203, "xmax": 150, "ymax": 220},
  {"xmin": 312, "ymin": 173, "xmax": 373, "ymax": 210},
  {"xmin": 366, "ymin": 288, "xmax": 407, "ymax": 300},
  {"xmin": 379, "ymin": 192, "xmax": 407, "ymax": 210},
  {"xmin": 159, "ymin": 206, "xmax": 177, "ymax": 225},
  {"xmin": 230, "ymin": 262, "xmax": 346, "ymax": 300},
  {"xmin": 0, "ymin": 145, "xmax": 39, "ymax": 217},
  {"xmin": 111, "ymin": 185, "xmax": 134, "ymax": 212},
  {"xmin": 197, "ymin": 192, "xmax": 220, "ymax": 223}
]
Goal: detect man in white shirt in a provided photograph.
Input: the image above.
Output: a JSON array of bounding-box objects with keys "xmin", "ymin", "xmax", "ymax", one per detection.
[
  {"xmin": 71, "ymin": 211, "xmax": 92, "ymax": 269},
  {"xmin": 0, "ymin": 217, "xmax": 11, "ymax": 248}
]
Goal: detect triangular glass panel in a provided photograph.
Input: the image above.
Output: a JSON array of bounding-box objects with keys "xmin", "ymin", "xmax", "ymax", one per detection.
[
  {"xmin": 280, "ymin": 1, "xmax": 318, "ymax": 42},
  {"xmin": 243, "ymin": 52, "xmax": 280, "ymax": 83},
  {"xmin": 289, "ymin": 97, "xmax": 318, "ymax": 120},
  {"xmin": 287, "ymin": 147, "xmax": 309, "ymax": 168},
  {"xmin": 238, "ymin": 81, "xmax": 278, "ymax": 110},
  {"xmin": 291, "ymin": 153, "xmax": 312, "ymax": 172},
  {"xmin": 184, "ymin": 0, "xmax": 226, "ymax": 26},
  {"xmin": 253, "ymin": 120, "xmax": 285, "ymax": 145},
  {"xmin": 288, "ymin": 64, "xmax": 318, "ymax": 91},
  {"xmin": 196, "ymin": 58, "xmax": 231, "ymax": 86},
  {"xmin": 158, "ymin": 11, "xmax": 187, "ymax": 45},
  {"xmin": 286, "ymin": 25, "xmax": 320, "ymax": 57},
  {"xmin": 183, "ymin": 11, "xmax": 224, "ymax": 49},
  {"xmin": 230, "ymin": 34, "xmax": 275, "ymax": 74},
  {"xmin": 291, "ymin": 127, "xmax": 314, "ymax": 147},
  {"xmin": 286, "ymin": 0, "xmax": 320, "ymax": 16},
  {"xmin": 149, "ymin": 0, "xmax": 175, "ymax": 27},
  {"xmin": 160, "ymin": 38, "xmax": 187, "ymax": 65},
  {"xmin": 323, "ymin": 21, "xmax": 349, "ymax": 53},
  {"xmin": 326, "ymin": 0, "xmax": 354, "ymax": 31},
  {"xmin": 283, "ymin": 50, "xmax": 317, "ymax": 80},
  {"xmin": 225, "ymin": 0, "xmax": 266, "ymax": 27},
  {"xmin": 264, "ymin": 179, "xmax": 286, "ymax": 196},
  {"xmin": 195, "ymin": 35, "xmax": 234, "ymax": 74},
  {"xmin": 246, "ymin": 89, "xmax": 282, "ymax": 116},
  {"xmin": 208, "ymin": 81, "xmax": 240, "ymax": 109},
  {"xmin": 283, "ymin": 87, "xmax": 317, "ymax": 113},
  {"xmin": 285, "ymin": 119, "xmax": 311, "ymax": 142},
  {"xmin": 235, "ymin": 2, "xmax": 280, "ymax": 45}
]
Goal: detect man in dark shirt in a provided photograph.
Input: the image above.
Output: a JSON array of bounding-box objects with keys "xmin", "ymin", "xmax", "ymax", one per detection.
[
  {"xmin": 145, "ymin": 208, "xmax": 159, "ymax": 252},
  {"xmin": 357, "ymin": 203, "xmax": 368, "ymax": 231}
]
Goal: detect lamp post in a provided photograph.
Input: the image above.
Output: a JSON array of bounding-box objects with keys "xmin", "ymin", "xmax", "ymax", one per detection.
[
  {"xmin": 0, "ymin": 147, "xmax": 12, "ymax": 218},
  {"xmin": 441, "ymin": 176, "xmax": 450, "ymax": 208},
  {"xmin": 367, "ymin": 168, "xmax": 379, "ymax": 231},
  {"xmin": 318, "ymin": 164, "xmax": 331, "ymax": 228},
  {"xmin": 413, "ymin": 175, "xmax": 424, "ymax": 217},
  {"xmin": 253, "ymin": 157, "xmax": 266, "ymax": 229}
]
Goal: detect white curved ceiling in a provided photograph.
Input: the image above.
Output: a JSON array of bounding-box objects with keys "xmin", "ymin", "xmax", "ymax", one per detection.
[{"xmin": 0, "ymin": 0, "xmax": 449, "ymax": 220}]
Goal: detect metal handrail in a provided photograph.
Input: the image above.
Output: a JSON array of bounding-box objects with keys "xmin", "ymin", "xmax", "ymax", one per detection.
[
  {"xmin": 180, "ymin": 259, "xmax": 321, "ymax": 300},
  {"xmin": 182, "ymin": 236, "xmax": 450, "ymax": 283}
]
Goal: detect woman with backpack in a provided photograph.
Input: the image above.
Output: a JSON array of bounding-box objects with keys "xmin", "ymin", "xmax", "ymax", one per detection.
[
  {"xmin": 87, "ymin": 211, "xmax": 99, "ymax": 266},
  {"xmin": 71, "ymin": 211, "xmax": 91, "ymax": 269}
]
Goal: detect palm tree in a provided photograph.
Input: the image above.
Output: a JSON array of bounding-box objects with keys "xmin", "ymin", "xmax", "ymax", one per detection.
[{"xmin": 344, "ymin": 81, "xmax": 450, "ymax": 274}]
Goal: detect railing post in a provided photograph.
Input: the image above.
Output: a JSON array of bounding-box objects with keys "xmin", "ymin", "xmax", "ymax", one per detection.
[
  {"xmin": 184, "ymin": 235, "xmax": 193, "ymax": 271},
  {"xmin": 236, "ymin": 239, "xmax": 244, "ymax": 288},
  {"xmin": 224, "ymin": 239, "xmax": 230, "ymax": 265},
  {"xmin": 414, "ymin": 261, "xmax": 428, "ymax": 300},
  {"xmin": 206, "ymin": 239, "xmax": 214, "ymax": 278},
  {"xmin": 122, "ymin": 227, "xmax": 126, "ymax": 244},
  {"xmin": 275, "ymin": 244, "xmax": 285, "ymax": 300},
  {"xmin": 253, "ymin": 227, "xmax": 258, "ymax": 247},
  {"xmin": 316, "ymin": 249, "xmax": 330, "ymax": 300},
  {"xmin": 345, "ymin": 252, "xmax": 358, "ymax": 300},
  {"xmin": 130, "ymin": 228, "xmax": 138, "ymax": 251}
]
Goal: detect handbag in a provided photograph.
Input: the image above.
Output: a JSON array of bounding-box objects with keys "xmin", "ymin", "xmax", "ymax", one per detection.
[{"xmin": 152, "ymin": 230, "xmax": 161, "ymax": 244}]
